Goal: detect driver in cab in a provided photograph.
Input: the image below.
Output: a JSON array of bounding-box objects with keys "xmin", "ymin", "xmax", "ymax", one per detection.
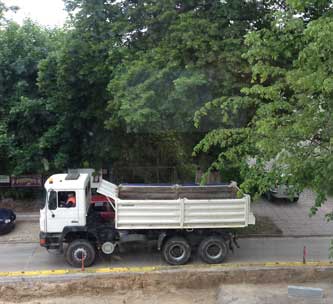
[{"xmin": 66, "ymin": 193, "xmax": 76, "ymax": 207}]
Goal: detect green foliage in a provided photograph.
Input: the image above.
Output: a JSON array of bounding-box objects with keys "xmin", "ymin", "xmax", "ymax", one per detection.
[
  {"xmin": 0, "ymin": 0, "xmax": 274, "ymax": 182},
  {"xmin": 194, "ymin": 0, "xmax": 333, "ymax": 217},
  {"xmin": 35, "ymin": 0, "xmax": 121, "ymax": 172},
  {"xmin": 105, "ymin": 0, "xmax": 270, "ymax": 179},
  {"xmin": 106, "ymin": 0, "xmax": 266, "ymax": 135},
  {"xmin": 233, "ymin": 1, "xmax": 332, "ymax": 212},
  {"xmin": 5, "ymin": 0, "xmax": 333, "ymax": 200},
  {"xmin": 247, "ymin": 3, "xmax": 332, "ymax": 201},
  {"xmin": 33, "ymin": 0, "xmax": 194, "ymax": 175},
  {"xmin": 0, "ymin": 20, "xmax": 58, "ymax": 174}
]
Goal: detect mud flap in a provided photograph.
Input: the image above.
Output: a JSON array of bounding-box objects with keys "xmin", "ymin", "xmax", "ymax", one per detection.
[{"xmin": 228, "ymin": 233, "xmax": 240, "ymax": 253}]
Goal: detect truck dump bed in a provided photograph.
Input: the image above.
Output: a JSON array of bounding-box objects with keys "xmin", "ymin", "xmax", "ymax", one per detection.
[{"xmin": 97, "ymin": 180, "xmax": 255, "ymax": 230}]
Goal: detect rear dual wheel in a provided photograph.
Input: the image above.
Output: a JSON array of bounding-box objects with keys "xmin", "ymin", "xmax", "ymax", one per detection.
[
  {"xmin": 198, "ymin": 236, "xmax": 228, "ymax": 264},
  {"xmin": 162, "ymin": 236, "xmax": 191, "ymax": 265},
  {"xmin": 162, "ymin": 235, "xmax": 228, "ymax": 265}
]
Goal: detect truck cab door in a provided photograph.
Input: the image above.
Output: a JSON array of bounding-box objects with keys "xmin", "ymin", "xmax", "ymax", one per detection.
[{"xmin": 46, "ymin": 190, "xmax": 79, "ymax": 233}]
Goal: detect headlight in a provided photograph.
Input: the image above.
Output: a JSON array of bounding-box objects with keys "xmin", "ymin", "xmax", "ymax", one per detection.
[{"xmin": 4, "ymin": 219, "xmax": 11, "ymax": 224}]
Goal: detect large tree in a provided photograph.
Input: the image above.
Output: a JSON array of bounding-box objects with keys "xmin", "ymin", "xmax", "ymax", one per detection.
[
  {"xmin": 2, "ymin": 0, "xmax": 298, "ymax": 186},
  {"xmin": 105, "ymin": 0, "xmax": 270, "ymax": 175},
  {"xmin": 0, "ymin": 19, "xmax": 57, "ymax": 174},
  {"xmin": 242, "ymin": 0, "xmax": 333, "ymax": 212},
  {"xmin": 195, "ymin": 0, "xmax": 333, "ymax": 211},
  {"xmin": 37, "ymin": 0, "xmax": 116, "ymax": 171},
  {"xmin": 36, "ymin": 0, "xmax": 271, "ymax": 181},
  {"xmin": 107, "ymin": 0, "xmax": 270, "ymax": 133}
]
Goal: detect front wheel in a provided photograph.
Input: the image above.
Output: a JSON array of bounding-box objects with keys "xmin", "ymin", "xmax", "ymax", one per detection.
[
  {"xmin": 198, "ymin": 236, "xmax": 228, "ymax": 264},
  {"xmin": 162, "ymin": 236, "xmax": 191, "ymax": 265},
  {"xmin": 65, "ymin": 239, "xmax": 96, "ymax": 268}
]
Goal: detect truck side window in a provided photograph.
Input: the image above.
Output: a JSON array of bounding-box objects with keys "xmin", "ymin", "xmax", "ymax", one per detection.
[{"xmin": 58, "ymin": 191, "xmax": 76, "ymax": 208}]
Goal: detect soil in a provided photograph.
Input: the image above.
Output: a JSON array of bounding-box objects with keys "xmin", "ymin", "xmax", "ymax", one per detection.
[
  {"xmin": 1, "ymin": 288, "xmax": 216, "ymax": 304},
  {"xmin": 0, "ymin": 282, "xmax": 331, "ymax": 304}
]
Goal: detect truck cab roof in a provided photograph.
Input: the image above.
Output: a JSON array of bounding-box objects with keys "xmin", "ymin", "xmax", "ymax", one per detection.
[{"xmin": 44, "ymin": 173, "xmax": 90, "ymax": 191}]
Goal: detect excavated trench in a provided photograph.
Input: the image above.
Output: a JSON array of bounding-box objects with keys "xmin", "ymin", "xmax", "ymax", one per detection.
[{"xmin": 0, "ymin": 266, "xmax": 332, "ymax": 303}]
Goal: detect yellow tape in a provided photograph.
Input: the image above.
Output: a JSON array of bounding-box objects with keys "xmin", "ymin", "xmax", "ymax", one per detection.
[{"xmin": 0, "ymin": 261, "xmax": 332, "ymax": 278}]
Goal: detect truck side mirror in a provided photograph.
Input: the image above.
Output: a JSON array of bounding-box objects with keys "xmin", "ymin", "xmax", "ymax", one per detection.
[{"xmin": 48, "ymin": 190, "xmax": 57, "ymax": 210}]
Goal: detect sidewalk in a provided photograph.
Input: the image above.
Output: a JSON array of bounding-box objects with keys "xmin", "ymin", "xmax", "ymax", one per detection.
[
  {"xmin": 16, "ymin": 212, "xmax": 39, "ymax": 221},
  {"xmin": 253, "ymin": 190, "xmax": 333, "ymax": 236},
  {"xmin": 0, "ymin": 221, "xmax": 39, "ymax": 243}
]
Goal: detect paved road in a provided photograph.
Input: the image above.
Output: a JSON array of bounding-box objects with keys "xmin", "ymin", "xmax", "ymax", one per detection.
[{"xmin": 0, "ymin": 237, "xmax": 331, "ymax": 272}]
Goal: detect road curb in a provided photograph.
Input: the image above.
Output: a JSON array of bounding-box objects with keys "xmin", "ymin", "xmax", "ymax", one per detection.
[{"xmin": 0, "ymin": 261, "xmax": 332, "ymax": 278}]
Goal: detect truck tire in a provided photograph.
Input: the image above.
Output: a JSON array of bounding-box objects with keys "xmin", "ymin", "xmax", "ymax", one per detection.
[
  {"xmin": 198, "ymin": 236, "xmax": 228, "ymax": 264},
  {"xmin": 65, "ymin": 239, "xmax": 96, "ymax": 268},
  {"xmin": 162, "ymin": 236, "xmax": 191, "ymax": 265}
]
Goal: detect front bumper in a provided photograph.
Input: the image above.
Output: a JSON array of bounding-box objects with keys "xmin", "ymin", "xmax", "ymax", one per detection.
[
  {"xmin": 0, "ymin": 221, "xmax": 15, "ymax": 235},
  {"xmin": 39, "ymin": 232, "xmax": 62, "ymax": 250}
]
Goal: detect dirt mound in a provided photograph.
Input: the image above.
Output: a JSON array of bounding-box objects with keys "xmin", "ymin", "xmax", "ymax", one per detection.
[
  {"xmin": 1, "ymin": 280, "xmax": 332, "ymax": 304},
  {"xmin": 0, "ymin": 266, "xmax": 332, "ymax": 303},
  {"xmin": 0, "ymin": 288, "xmax": 216, "ymax": 304}
]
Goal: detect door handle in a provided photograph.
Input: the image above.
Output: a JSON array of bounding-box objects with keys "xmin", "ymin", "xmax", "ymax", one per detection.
[{"xmin": 52, "ymin": 214, "xmax": 55, "ymax": 218}]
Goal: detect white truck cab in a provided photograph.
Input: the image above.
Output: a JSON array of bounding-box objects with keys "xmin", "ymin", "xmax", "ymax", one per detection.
[{"xmin": 40, "ymin": 173, "xmax": 91, "ymax": 234}]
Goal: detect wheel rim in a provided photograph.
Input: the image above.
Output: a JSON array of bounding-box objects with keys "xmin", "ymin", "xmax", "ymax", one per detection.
[
  {"xmin": 73, "ymin": 247, "xmax": 88, "ymax": 263},
  {"xmin": 169, "ymin": 244, "xmax": 186, "ymax": 262},
  {"xmin": 206, "ymin": 242, "xmax": 223, "ymax": 260}
]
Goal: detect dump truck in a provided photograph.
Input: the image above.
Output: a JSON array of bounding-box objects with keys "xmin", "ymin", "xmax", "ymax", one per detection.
[{"xmin": 40, "ymin": 172, "xmax": 255, "ymax": 267}]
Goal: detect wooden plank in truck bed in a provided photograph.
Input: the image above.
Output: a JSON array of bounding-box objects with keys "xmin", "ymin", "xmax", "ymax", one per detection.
[{"xmin": 118, "ymin": 184, "xmax": 237, "ymax": 200}]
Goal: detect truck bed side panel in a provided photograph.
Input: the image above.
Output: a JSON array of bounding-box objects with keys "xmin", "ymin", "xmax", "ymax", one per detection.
[{"xmin": 115, "ymin": 198, "xmax": 251, "ymax": 229}]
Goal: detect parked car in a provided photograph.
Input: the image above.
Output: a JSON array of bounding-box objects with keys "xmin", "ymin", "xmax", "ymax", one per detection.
[
  {"xmin": 266, "ymin": 185, "xmax": 299, "ymax": 202},
  {"xmin": 0, "ymin": 208, "xmax": 16, "ymax": 235}
]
